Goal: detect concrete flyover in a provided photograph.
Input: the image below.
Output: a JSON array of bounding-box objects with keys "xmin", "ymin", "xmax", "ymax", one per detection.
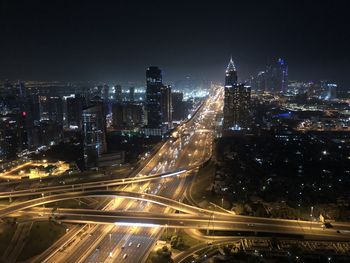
[
  {"xmin": 0, "ymin": 189, "xmax": 229, "ymax": 218},
  {"xmin": 2, "ymin": 192, "xmax": 350, "ymax": 241},
  {"xmin": 53, "ymin": 209, "xmax": 350, "ymax": 239},
  {"xmin": 9, "ymin": 208, "xmax": 350, "ymax": 241},
  {"xmin": 0, "ymin": 162, "xmax": 207, "ymax": 200}
]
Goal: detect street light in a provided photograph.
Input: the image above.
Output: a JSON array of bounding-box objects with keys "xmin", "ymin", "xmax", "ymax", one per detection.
[
  {"xmin": 310, "ymin": 206, "xmax": 314, "ymax": 231},
  {"xmin": 310, "ymin": 206, "xmax": 314, "ymax": 218}
]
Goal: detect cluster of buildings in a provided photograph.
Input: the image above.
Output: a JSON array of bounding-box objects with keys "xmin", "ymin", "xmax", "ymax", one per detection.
[
  {"xmin": 223, "ymin": 56, "xmax": 347, "ymax": 136},
  {"xmin": 249, "ymin": 58, "xmax": 342, "ymax": 102},
  {"xmin": 0, "ymin": 67, "xmax": 193, "ymax": 169},
  {"xmin": 250, "ymin": 58, "xmax": 288, "ymax": 93},
  {"xmin": 218, "ymin": 57, "xmax": 350, "ymax": 221}
]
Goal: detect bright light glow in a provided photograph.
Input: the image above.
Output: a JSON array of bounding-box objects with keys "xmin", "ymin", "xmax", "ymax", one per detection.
[
  {"xmin": 115, "ymin": 222, "xmax": 160, "ymax": 228},
  {"xmin": 161, "ymin": 170, "xmax": 186, "ymax": 178}
]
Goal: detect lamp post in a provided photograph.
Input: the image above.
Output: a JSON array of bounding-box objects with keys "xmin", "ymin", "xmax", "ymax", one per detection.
[{"xmin": 310, "ymin": 206, "xmax": 314, "ymax": 231}]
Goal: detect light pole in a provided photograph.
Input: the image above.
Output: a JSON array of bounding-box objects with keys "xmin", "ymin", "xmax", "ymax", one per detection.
[
  {"xmin": 310, "ymin": 206, "xmax": 314, "ymax": 231},
  {"xmin": 310, "ymin": 206, "xmax": 314, "ymax": 218}
]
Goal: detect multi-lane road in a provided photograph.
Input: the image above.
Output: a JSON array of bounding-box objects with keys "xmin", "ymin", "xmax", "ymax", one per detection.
[
  {"xmin": 25, "ymin": 86, "xmax": 220, "ymax": 263},
  {"xmin": 2, "ymin": 86, "xmax": 348, "ymax": 262}
]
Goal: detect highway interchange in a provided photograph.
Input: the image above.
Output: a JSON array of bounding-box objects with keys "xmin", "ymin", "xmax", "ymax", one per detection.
[{"xmin": 1, "ymin": 86, "xmax": 350, "ymax": 262}]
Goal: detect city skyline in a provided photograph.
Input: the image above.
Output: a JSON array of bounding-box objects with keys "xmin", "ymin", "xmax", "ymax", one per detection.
[
  {"xmin": 1, "ymin": 0, "xmax": 349, "ymax": 88},
  {"xmin": 1, "ymin": 1, "xmax": 350, "ymax": 262}
]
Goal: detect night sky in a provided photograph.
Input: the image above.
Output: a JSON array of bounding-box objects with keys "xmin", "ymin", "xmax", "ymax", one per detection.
[{"xmin": 0, "ymin": 0, "xmax": 349, "ymax": 87}]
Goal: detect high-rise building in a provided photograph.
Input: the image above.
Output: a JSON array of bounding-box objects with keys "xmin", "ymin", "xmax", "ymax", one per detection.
[
  {"xmin": 320, "ymin": 81, "xmax": 337, "ymax": 100},
  {"xmin": 82, "ymin": 105, "xmax": 107, "ymax": 168},
  {"xmin": 103, "ymin": 84, "xmax": 110, "ymax": 101},
  {"xmin": 66, "ymin": 96, "xmax": 83, "ymax": 129},
  {"xmin": 0, "ymin": 116, "xmax": 22, "ymax": 160},
  {"xmin": 225, "ymin": 57, "xmax": 238, "ymax": 87},
  {"xmin": 26, "ymin": 95, "xmax": 41, "ymax": 123},
  {"xmin": 171, "ymin": 92, "xmax": 184, "ymax": 121},
  {"xmin": 48, "ymin": 97, "xmax": 63, "ymax": 124},
  {"xmin": 129, "ymin": 87, "xmax": 135, "ymax": 102},
  {"xmin": 112, "ymin": 102, "xmax": 145, "ymax": 130},
  {"xmin": 36, "ymin": 120, "xmax": 63, "ymax": 146},
  {"xmin": 24, "ymin": 94, "xmax": 41, "ymax": 147},
  {"xmin": 115, "ymin": 85, "xmax": 122, "ymax": 103},
  {"xmin": 223, "ymin": 58, "xmax": 251, "ymax": 132},
  {"xmin": 15, "ymin": 81, "xmax": 26, "ymax": 98},
  {"xmin": 265, "ymin": 58, "xmax": 288, "ymax": 93},
  {"xmin": 145, "ymin": 66, "xmax": 163, "ymax": 136},
  {"xmin": 278, "ymin": 58, "xmax": 288, "ymax": 93},
  {"xmin": 161, "ymin": 85, "xmax": 172, "ymax": 131},
  {"xmin": 251, "ymin": 71, "xmax": 267, "ymax": 92}
]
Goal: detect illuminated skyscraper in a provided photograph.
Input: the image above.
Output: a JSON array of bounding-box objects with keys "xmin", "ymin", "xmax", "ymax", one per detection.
[
  {"xmin": 129, "ymin": 87, "xmax": 135, "ymax": 102},
  {"xmin": 66, "ymin": 96, "xmax": 83, "ymax": 129},
  {"xmin": 223, "ymin": 57, "xmax": 251, "ymax": 132},
  {"xmin": 225, "ymin": 57, "xmax": 238, "ymax": 87},
  {"xmin": 48, "ymin": 96, "xmax": 63, "ymax": 124},
  {"xmin": 265, "ymin": 58, "xmax": 288, "ymax": 93},
  {"xmin": 161, "ymin": 85, "xmax": 172, "ymax": 131},
  {"xmin": 145, "ymin": 66, "xmax": 163, "ymax": 136},
  {"xmin": 115, "ymin": 85, "xmax": 122, "ymax": 102},
  {"xmin": 82, "ymin": 104, "xmax": 107, "ymax": 168}
]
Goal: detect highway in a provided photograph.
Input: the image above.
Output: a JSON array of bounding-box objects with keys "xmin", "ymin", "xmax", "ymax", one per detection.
[
  {"xmin": 2, "ymin": 85, "xmax": 350, "ymax": 263},
  {"xmin": 0, "ymin": 187, "xmax": 231, "ymax": 218},
  {"xmin": 63, "ymin": 88, "xmax": 220, "ymax": 263},
  {"xmin": 24, "ymin": 87, "xmax": 219, "ymax": 263},
  {"xmin": 2, "ymin": 86, "xmax": 350, "ymax": 262},
  {"xmin": 13, "ymin": 208, "xmax": 350, "ymax": 241},
  {"xmin": 0, "ymin": 167, "xmax": 199, "ymax": 200}
]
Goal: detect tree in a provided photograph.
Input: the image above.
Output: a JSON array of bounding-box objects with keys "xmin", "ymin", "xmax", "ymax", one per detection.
[
  {"xmin": 170, "ymin": 235, "xmax": 184, "ymax": 249},
  {"xmin": 151, "ymin": 246, "xmax": 174, "ymax": 263}
]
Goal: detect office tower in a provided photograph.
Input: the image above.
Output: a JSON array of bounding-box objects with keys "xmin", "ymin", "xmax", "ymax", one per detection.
[
  {"xmin": 327, "ymin": 83, "xmax": 337, "ymax": 100},
  {"xmin": 112, "ymin": 102, "xmax": 145, "ymax": 130},
  {"xmin": 265, "ymin": 58, "xmax": 288, "ymax": 93},
  {"xmin": 171, "ymin": 92, "xmax": 183, "ymax": 121},
  {"xmin": 112, "ymin": 103, "xmax": 123, "ymax": 130},
  {"xmin": 36, "ymin": 120, "xmax": 63, "ymax": 146},
  {"xmin": 26, "ymin": 95, "xmax": 41, "ymax": 123},
  {"xmin": 0, "ymin": 116, "xmax": 22, "ymax": 160},
  {"xmin": 24, "ymin": 95, "xmax": 40, "ymax": 147},
  {"xmin": 161, "ymin": 85, "xmax": 172, "ymax": 131},
  {"xmin": 66, "ymin": 96, "xmax": 83, "ymax": 129},
  {"xmin": 103, "ymin": 84, "xmax": 110, "ymax": 101},
  {"xmin": 48, "ymin": 97, "xmax": 63, "ymax": 125},
  {"xmin": 225, "ymin": 57, "xmax": 238, "ymax": 87},
  {"xmin": 320, "ymin": 81, "xmax": 337, "ymax": 100},
  {"xmin": 252, "ymin": 71, "xmax": 267, "ymax": 92},
  {"xmin": 82, "ymin": 104, "xmax": 107, "ymax": 168},
  {"xmin": 278, "ymin": 58, "xmax": 288, "ymax": 93},
  {"xmin": 17, "ymin": 82, "xmax": 26, "ymax": 98},
  {"xmin": 145, "ymin": 66, "xmax": 163, "ymax": 136},
  {"xmin": 223, "ymin": 57, "xmax": 251, "ymax": 132},
  {"xmin": 115, "ymin": 85, "xmax": 122, "ymax": 102},
  {"xmin": 95, "ymin": 85, "xmax": 103, "ymax": 98},
  {"xmin": 129, "ymin": 87, "xmax": 135, "ymax": 102}
]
